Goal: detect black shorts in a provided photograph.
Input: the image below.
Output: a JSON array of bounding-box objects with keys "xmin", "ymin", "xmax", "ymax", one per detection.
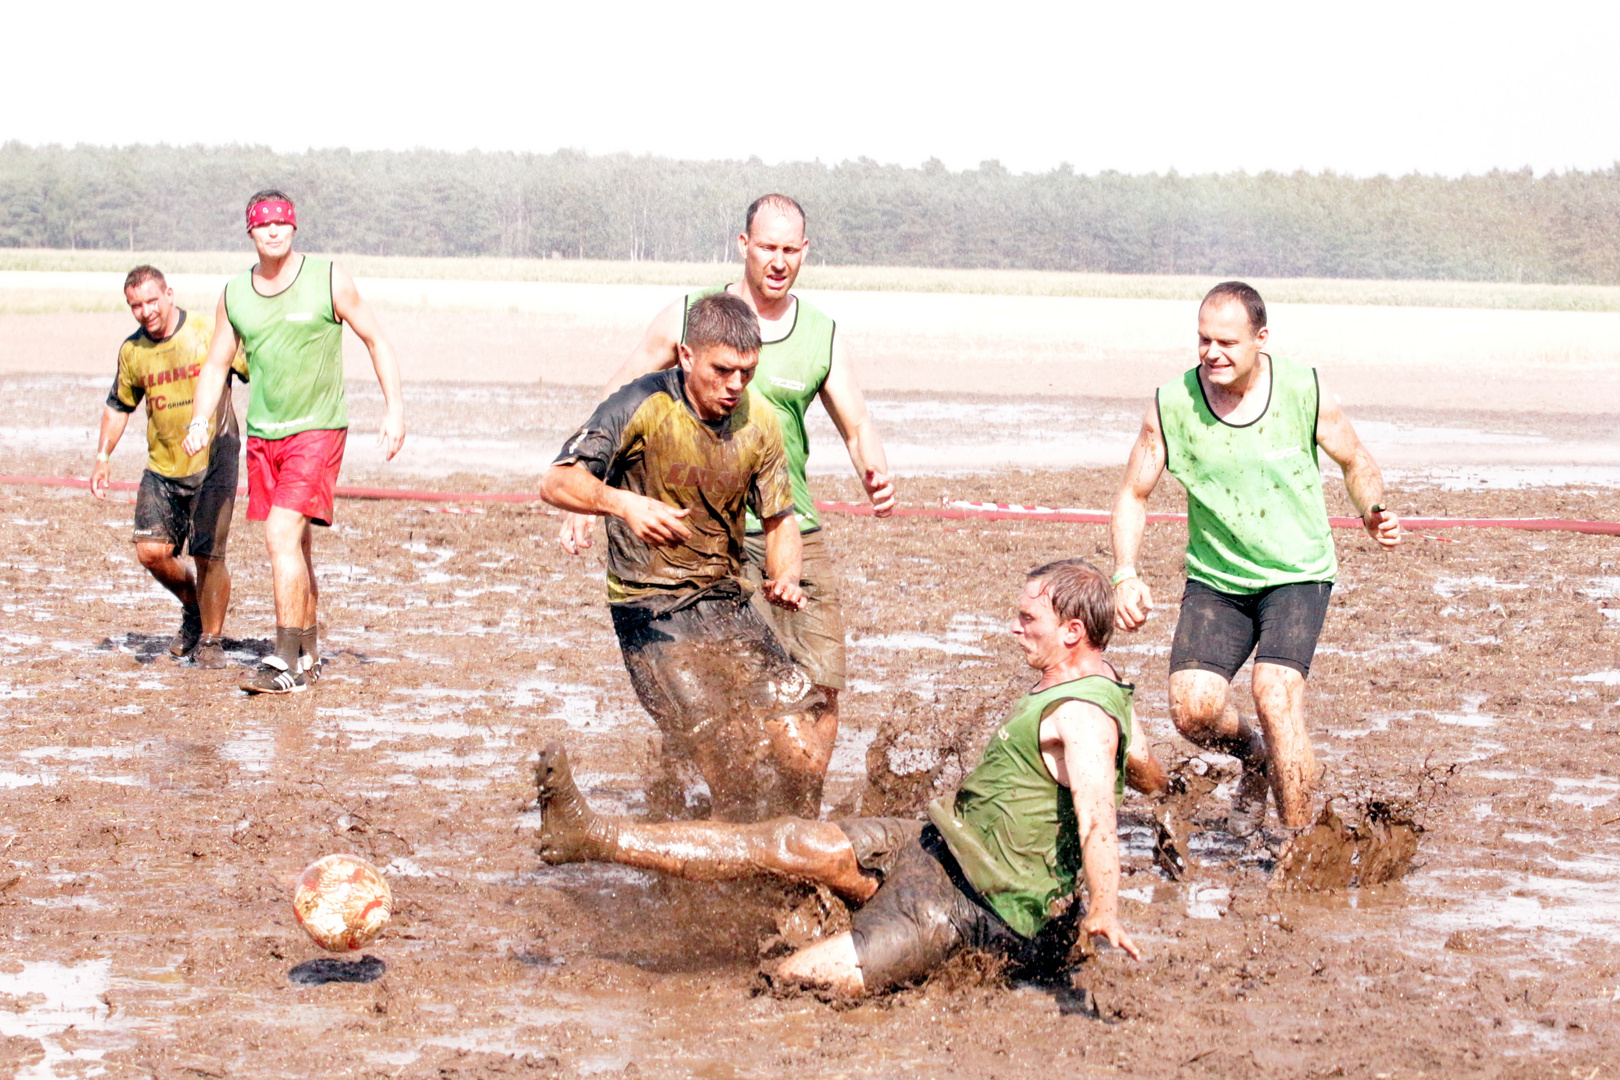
[
  {"xmin": 131, "ymin": 439, "xmax": 239, "ymax": 559},
  {"xmin": 610, "ymin": 586, "xmax": 823, "ymax": 810},
  {"xmin": 1169, "ymin": 578, "xmax": 1334, "ymax": 681},
  {"xmin": 839, "ymin": 818, "xmax": 1026, "ymax": 993}
]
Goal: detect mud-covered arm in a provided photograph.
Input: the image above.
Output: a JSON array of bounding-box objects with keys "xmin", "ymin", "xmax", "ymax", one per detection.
[
  {"xmin": 818, "ymin": 333, "xmax": 894, "ymax": 514},
  {"xmin": 1052, "ymin": 700, "xmax": 1140, "ymax": 961},
  {"xmin": 181, "ymin": 292, "xmax": 240, "ymax": 456},
  {"xmin": 1109, "ymin": 400, "xmax": 1167, "ymax": 630},
  {"xmin": 544, "ymin": 392, "xmax": 691, "ymax": 546},
  {"xmin": 1314, "ymin": 375, "xmax": 1400, "ymax": 548},
  {"xmin": 759, "ymin": 512, "xmax": 805, "ymax": 610}
]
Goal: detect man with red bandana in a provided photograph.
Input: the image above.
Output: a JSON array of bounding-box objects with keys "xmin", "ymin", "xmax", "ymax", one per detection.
[{"xmin": 185, "ymin": 189, "xmax": 406, "ymax": 694}]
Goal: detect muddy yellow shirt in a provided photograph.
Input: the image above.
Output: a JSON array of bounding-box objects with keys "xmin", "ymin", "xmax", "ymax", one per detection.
[
  {"xmin": 107, "ymin": 310, "xmax": 249, "ymax": 479},
  {"xmin": 553, "ymin": 368, "xmax": 796, "ymax": 612}
]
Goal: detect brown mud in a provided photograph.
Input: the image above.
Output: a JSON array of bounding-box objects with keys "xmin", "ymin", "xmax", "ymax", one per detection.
[{"xmin": 2, "ymin": 439, "xmax": 1620, "ymax": 1075}]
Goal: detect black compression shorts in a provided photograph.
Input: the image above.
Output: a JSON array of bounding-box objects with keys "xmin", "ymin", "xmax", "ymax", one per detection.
[{"xmin": 1169, "ymin": 578, "xmax": 1334, "ymax": 681}]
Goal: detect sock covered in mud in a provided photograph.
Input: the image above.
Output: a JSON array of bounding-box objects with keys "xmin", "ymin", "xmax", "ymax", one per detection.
[
  {"xmin": 274, "ymin": 625, "xmax": 301, "ymax": 671},
  {"xmin": 299, "ymin": 624, "xmax": 318, "ymax": 668}
]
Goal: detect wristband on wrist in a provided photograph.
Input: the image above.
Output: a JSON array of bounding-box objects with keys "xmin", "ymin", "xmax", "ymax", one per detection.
[
  {"xmin": 95, "ymin": 451, "xmax": 110, "ymax": 463},
  {"xmin": 1111, "ymin": 567, "xmax": 1138, "ymax": 586}
]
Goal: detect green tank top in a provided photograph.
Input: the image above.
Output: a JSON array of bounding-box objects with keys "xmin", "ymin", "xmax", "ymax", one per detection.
[
  {"xmin": 1156, "ymin": 354, "xmax": 1337, "ymax": 594},
  {"xmin": 224, "ymin": 256, "xmax": 348, "ymax": 440},
  {"xmin": 684, "ymin": 287, "xmax": 834, "ymax": 533},
  {"xmin": 927, "ymin": 676, "xmax": 1132, "ymax": 940}
]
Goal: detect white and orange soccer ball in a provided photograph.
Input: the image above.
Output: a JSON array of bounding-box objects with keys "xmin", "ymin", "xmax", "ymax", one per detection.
[{"xmin": 293, "ymin": 854, "xmax": 393, "ymax": 952}]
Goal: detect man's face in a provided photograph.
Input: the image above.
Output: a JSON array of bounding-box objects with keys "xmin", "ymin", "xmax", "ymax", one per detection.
[
  {"xmin": 124, "ymin": 278, "xmax": 174, "ymax": 338},
  {"xmin": 736, "ymin": 207, "xmax": 808, "ymax": 304},
  {"xmin": 249, "ymin": 219, "xmax": 296, "ymax": 261},
  {"xmin": 679, "ymin": 343, "xmax": 759, "ymax": 421},
  {"xmin": 1197, "ymin": 298, "xmax": 1269, "ymax": 390},
  {"xmin": 1010, "ymin": 579, "xmax": 1081, "ymax": 670}
]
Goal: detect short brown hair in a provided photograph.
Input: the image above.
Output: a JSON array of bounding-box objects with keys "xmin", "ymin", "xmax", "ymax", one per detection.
[
  {"xmin": 685, "ymin": 291, "xmax": 762, "ymax": 356},
  {"xmin": 745, "ymin": 193, "xmax": 806, "ymax": 236},
  {"xmin": 123, "ymin": 265, "xmax": 166, "ymax": 292},
  {"xmin": 1201, "ymin": 280, "xmax": 1267, "ymax": 334},
  {"xmin": 1027, "ymin": 559, "xmax": 1114, "ymax": 649}
]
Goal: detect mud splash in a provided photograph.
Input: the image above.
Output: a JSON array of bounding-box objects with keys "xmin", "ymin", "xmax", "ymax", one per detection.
[{"xmin": 1271, "ymin": 801, "xmax": 1423, "ymax": 892}]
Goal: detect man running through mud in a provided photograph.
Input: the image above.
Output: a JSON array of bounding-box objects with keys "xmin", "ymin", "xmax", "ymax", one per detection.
[
  {"xmin": 92, "ymin": 265, "xmax": 250, "ymax": 669},
  {"xmin": 184, "ymin": 190, "xmax": 407, "ymax": 694},
  {"xmin": 540, "ymin": 291, "xmax": 827, "ymax": 822},
  {"xmin": 1111, "ymin": 281, "xmax": 1401, "ymax": 835},
  {"xmin": 534, "ymin": 559, "xmax": 1148, "ymax": 995},
  {"xmin": 558, "ymin": 194, "xmax": 895, "ymax": 770}
]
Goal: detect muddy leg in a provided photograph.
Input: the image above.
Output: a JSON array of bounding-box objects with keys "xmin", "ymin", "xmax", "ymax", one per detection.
[
  {"xmin": 1252, "ymin": 663, "xmax": 1313, "ymax": 828},
  {"xmin": 1124, "ymin": 710, "xmax": 1169, "ymax": 796},
  {"xmin": 762, "ymin": 695, "xmax": 838, "ymax": 819},
  {"xmin": 535, "ymin": 742, "xmax": 877, "ymax": 902},
  {"xmin": 1170, "ymin": 668, "xmax": 1270, "ymax": 834}
]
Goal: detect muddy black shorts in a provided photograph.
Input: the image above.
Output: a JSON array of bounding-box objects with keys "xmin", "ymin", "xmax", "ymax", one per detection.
[
  {"xmin": 131, "ymin": 438, "xmax": 239, "ymax": 559},
  {"xmin": 838, "ymin": 818, "xmax": 1026, "ymax": 993},
  {"xmin": 1170, "ymin": 578, "xmax": 1334, "ymax": 681},
  {"xmin": 610, "ymin": 586, "xmax": 823, "ymax": 813}
]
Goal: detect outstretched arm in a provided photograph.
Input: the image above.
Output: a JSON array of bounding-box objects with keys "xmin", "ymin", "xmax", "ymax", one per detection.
[
  {"xmin": 559, "ymin": 299, "xmax": 686, "ymax": 554},
  {"xmin": 180, "ymin": 292, "xmax": 240, "ymax": 457},
  {"xmin": 1314, "ymin": 377, "xmax": 1400, "ymax": 548},
  {"xmin": 1110, "ymin": 401, "xmax": 1167, "ymax": 631},
  {"xmin": 332, "ymin": 263, "xmax": 405, "ymax": 461},
  {"xmin": 1052, "ymin": 701, "xmax": 1141, "ymax": 961},
  {"xmin": 818, "ymin": 335, "xmax": 894, "ymax": 515}
]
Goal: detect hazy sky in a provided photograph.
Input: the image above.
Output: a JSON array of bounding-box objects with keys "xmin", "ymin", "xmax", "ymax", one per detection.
[{"xmin": 10, "ymin": 0, "xmax": 1617, "ymax": 177}]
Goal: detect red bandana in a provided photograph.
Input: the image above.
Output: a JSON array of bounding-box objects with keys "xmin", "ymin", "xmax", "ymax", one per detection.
[{"xmin": 247, "ymin": 200, "xmax": 297, "ymax": 231}]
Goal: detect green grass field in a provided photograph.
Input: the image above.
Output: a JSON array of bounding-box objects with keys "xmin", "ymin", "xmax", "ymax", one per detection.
[{"xmin": 3, "ymin": 248, "xmax": 1619, "ymax": 313}]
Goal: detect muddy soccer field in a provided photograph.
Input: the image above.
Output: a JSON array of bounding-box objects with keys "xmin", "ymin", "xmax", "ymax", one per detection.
[{"xmin": 2, "ymin": 268, "xmax": 1620, "ymax": 1077}]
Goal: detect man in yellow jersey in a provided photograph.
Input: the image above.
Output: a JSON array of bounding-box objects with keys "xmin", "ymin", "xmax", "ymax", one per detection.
[
  {"xmin": 184, "ymin": 190, "xmax": 406, "ymax": 695},
  {"xmin": 1111, "ymin": 282, "xmax": 1401, "ymax": 836},
  {"xmin": 542, "ymin": 292, "xmax": 828, "ymax": 822},
  {"xmin": 558, "ymin": 195, "xmax": 894, "ymax": 770},
  {"xmin": 92, "ymin": 266, "xmax": 249, "ymax": 669},
  {"xmin": 532, "ymin": 560, "xmax": 1152, "ymax": 995}
]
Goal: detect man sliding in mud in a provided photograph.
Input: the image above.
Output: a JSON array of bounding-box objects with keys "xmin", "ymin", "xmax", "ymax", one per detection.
[
  {"xmin": 1111, "ymin": 281, "xmax": 1401, "ymax": 837},
  {"xmin": 534, "ymin": 559, "xmax": 1152, "ymax": 995},
  {"xmin": 540, "ymin": 291, "xmax": 828, "ymax": 822}
]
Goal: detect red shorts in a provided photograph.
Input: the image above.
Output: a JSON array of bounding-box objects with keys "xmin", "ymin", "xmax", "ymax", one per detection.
[{"xmin": 246, "ymin": 428, "xmax": 347, "ymax": 527}]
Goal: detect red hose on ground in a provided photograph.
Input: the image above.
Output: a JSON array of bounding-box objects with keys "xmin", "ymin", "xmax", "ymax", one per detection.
[{"xmin": 4, "ymin": 474, "xmax": 1619, "ymax": 535}]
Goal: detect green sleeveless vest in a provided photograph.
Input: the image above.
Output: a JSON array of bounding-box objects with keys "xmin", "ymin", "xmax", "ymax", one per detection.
[
  {"xmin": 1156, "ymin": 355, "xmax": 1337, "ymax": 594},
  {"xmin": 927, "ymin": 676, "xmax": 1133, "ymax": 939},
  {"xmin": 684, "ymin": 287, "xmax": 834, "ymax": 533},
  {"xmin": 224, "ymin": 256, "xmax": 348, "ymax": 439}
]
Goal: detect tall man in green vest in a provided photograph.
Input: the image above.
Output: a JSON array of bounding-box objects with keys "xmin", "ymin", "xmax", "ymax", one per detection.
[
  {"xmin": 184, "ymin": 189, "xmax": 407, "ymax": 695},
  {"xmin": 532, "ymin": 559, "xmax": 1147, "ymax": 995},
  {"xmin": 1111, "ymin": 282, "xmax": 1400, "ymax": 836},
  {"xmin": 557, "ymin": 194, "xmax": 894, "ymax": 769}
]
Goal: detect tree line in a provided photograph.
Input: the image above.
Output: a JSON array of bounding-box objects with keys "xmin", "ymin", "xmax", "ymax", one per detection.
[{"xmin": 2, "ymin": 142, "xmax": 1617, "ymax": 284}]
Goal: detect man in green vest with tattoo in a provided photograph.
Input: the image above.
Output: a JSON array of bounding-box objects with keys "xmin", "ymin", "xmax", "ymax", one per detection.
[
  {"xmin": 184, "ymin": 189, "xmax": 407, "ymax": 694},
  {"xmin": 532, "ymin": 559, "xmax": 1150, "ymax": 995},
  {"xmin": 558, "ymin": 195, "xmax": 894, "ymax": 787},
  {"xmin": 1110, "ymin": 281, "xmax": 1401, "ymax": 836}
]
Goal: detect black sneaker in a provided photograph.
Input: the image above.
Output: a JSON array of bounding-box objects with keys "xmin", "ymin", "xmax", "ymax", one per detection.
[
  {"xmin": 302, "ymin": 654, "xmax": 323, "ymax": 685},
  {"xmin": 241, "ymin": 658, "xmax": 307, "ymax": 695},
  {"xmin": 170, "ymin": 605, "xmax": 203, "ymax": 658}
]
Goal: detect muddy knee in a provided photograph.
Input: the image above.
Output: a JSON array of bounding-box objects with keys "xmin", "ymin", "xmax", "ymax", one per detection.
[{"xmin": 1168, "ymin": 670, "xmax": 1231, "ymax": 740}]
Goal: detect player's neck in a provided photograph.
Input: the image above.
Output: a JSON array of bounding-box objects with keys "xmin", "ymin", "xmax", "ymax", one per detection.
[
  {"xmin": 734, "ymin": 280, "xmax": 796, "ymax": 326},
  {"xmin": 255, "ymin": 249, "xmax": 301, "ymax": 285},
  {"xmin": 160, "ymin": 306, "xmax": 181, "ymax": 340},
  {"xmin": 1031, "ymin": 649, "xmax": 1114, "ymax": 691},
  {"xmin": 1202, "ymin": 352, "xmax": 1270, "ymax": 415}
]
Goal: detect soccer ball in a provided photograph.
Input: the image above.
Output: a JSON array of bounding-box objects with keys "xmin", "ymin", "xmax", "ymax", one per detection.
[{"xmin": 293, "ymin": 854, "xmax": 392, "ymax": 952}]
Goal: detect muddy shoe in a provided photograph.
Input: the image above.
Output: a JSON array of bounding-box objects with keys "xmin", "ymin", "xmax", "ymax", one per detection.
[
  {"xmin": 1228, "ymin": 760, "xmax": 1270, "ymax": 838},
  {"xmin": 302, "ymin": 654, "xmax": 323, "ymax": 685},
  {"xmin": 193, "ymin": 635, "xmax": 229, "ymax": 670},
  {"xmin": 240, "ymin": 658, "xmax": 307, "ymax": 695},
  {"xmin": 170, "ymin": 605, "xmax": 203, "ymax": 658},
  {"xmin": 534, "ymin": 741, "xmax": 618, "ymax": 864}
]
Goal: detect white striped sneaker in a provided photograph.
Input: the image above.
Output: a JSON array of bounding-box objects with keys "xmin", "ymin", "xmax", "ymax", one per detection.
[{"xmin": 241, "ymin": 656, "xmax": 307, "ymax": 695}]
